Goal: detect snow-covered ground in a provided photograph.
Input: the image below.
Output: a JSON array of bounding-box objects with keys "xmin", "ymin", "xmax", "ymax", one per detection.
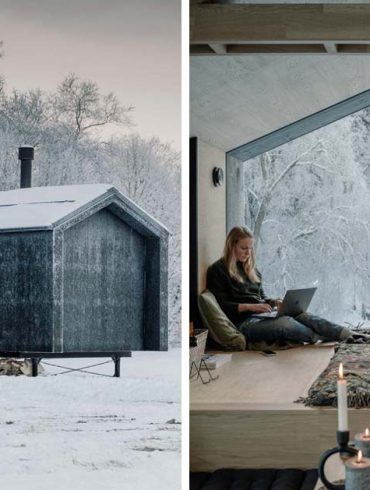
[{"xmin": 0, "ymin": 349, "xmax": 181, "ymax": 490}]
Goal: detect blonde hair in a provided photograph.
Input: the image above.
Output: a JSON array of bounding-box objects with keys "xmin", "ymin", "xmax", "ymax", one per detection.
[{"xmin": 223, "ymin": 226, "xmax": 260, "ymax": 283}]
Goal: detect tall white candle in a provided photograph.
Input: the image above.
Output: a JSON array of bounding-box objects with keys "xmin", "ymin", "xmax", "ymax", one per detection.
[{"xmin": 337, "ymin": 362, "xmax": 348, "ymax": 431}]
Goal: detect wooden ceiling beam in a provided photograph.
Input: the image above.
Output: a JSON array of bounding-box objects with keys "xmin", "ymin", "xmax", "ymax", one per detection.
[
  {"xmin": 190, "ymin": 43, "xmax": 370, "ymax": 56},
  {"xmin": 227, "ymin": 44, "xmax": 326, "ymax": 54},
  {"xmin": 190, "ymin": 4, "xmax": 370, "ymax": 45}
]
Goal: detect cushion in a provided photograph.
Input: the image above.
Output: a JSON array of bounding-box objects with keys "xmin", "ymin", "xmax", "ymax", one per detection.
[
  {"xmin": 190, "ymin": 468, "xmax": 318, "ymax": 490},
  {"xmin": 198, "ymin": 290, "xmax": 299, "ymax": 352},
  {"xmin": 198, "ymin": 290, "xmax": 246, "ymax": 351}
]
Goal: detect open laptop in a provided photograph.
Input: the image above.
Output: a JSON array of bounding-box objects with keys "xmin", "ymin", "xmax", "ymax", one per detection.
[{"xmin": 251, "ymin": 287, "xmax": 317, "ymax": 319}]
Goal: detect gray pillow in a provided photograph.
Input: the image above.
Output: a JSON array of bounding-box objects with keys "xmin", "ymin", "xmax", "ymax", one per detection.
[{"xmin": 198, "ymin": 290, "xmax": 246, "ymax": 351}]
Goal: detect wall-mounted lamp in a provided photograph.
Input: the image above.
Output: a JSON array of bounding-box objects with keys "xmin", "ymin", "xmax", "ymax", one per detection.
[{"xmin": 212, "ymin": 167, "xmax": 224, "ymax": 187}]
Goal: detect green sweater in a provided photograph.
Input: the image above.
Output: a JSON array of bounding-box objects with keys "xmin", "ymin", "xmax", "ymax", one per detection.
[{"xmin": 206, "ymin": 258, "xmax": 267, "ymax": 326}]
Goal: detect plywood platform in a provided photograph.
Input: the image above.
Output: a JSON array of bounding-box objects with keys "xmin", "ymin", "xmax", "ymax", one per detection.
[
  {"xmin": 190, "ymin": 344, "xmax": 370, "ymax": 480},
  {"xmin": 191, "ymin": 344, "xmax": 334, "ymax": 410}
]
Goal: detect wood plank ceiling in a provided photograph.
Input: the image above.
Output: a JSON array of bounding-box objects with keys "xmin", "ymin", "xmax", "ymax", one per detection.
[{"xmin": 191, "ymin": 2, "xmax": 370, "ymax": 55}]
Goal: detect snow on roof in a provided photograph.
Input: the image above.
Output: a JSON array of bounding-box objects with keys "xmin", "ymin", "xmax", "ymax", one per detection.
[
  {"xmin": 0, "ymin": 184, "xmax": 169, "ymax": 234},
  {"xmin": 0, "ymin": 184, "xmax": 117, "ymax": 231}
]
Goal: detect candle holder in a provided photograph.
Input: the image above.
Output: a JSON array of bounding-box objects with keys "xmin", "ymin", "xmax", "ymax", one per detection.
[{"xmin": 318, "ymin": 431, "xmax": 358, "ymax": 490}]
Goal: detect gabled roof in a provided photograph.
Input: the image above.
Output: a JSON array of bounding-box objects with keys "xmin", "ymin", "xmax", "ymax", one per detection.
[{"xmin": 0, "ymin": 184, "xmax": 168, "ymax": 235}]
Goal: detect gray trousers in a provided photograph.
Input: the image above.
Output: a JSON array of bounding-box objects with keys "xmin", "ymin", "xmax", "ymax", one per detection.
[{"xmin": 238, "ymin": 312, "xmax": 348, "ymax": 344}]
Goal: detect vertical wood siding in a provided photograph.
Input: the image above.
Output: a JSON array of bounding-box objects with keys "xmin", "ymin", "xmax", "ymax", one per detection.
[
  {"xmin": 62, "ymin": 209, "xmax": 146, "ymax": 351},
  {"xmin": 0, "ymin": 231, "xmax": 53, "ymax": 351}
]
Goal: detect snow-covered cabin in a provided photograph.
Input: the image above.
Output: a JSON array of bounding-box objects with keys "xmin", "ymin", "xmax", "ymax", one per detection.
[{"xmin": 0, "ymin": 184, "xmax": 169, "ymax": 353}]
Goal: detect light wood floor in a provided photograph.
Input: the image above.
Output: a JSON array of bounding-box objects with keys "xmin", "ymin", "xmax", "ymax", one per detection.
[
  {"xmin": 191, "ymin": 344, "xmax": 335, "ymax": 410},
  {"xmin": 190, "ymin": 344, "xmax": 370, "ymax": 481}
]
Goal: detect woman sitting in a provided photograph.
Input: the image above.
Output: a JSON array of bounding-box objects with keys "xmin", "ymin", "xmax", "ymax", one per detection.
[{"xmin": 207, "ymin": 226, "xmax": 353, "ymax": 345}]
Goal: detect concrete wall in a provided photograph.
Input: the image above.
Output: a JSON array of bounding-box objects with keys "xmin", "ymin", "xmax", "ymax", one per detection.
[
  {"xmin": 197, "ymin": 139, "xmax": 226, "ymax": 291},
  {"xmin": 191, "ymin": 56, "xmax": 370, "ymax": 152}
]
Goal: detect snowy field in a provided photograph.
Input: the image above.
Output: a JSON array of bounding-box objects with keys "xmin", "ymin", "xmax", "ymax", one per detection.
[{"xmin": 0, "ymin": 349, "xmax": 181, "ymax": 490}]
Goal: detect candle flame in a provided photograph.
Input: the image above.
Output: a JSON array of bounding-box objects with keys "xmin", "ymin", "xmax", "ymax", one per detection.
[
  {"xmin": 339, "ymin": 363, "xmax": 344, "ymax": 379},
  {"xmin": 366, "ymin": 428, "xmax": 370, "ymax": 437},
  {"xmin": 357, "ymin": 450, "xmax": 363, "ymax": 463}
]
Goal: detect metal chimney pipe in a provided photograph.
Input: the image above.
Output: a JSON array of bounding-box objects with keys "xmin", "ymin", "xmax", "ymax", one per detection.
[{"xmin": 18, "ymin": 145, "xmax": 34, "ymax": 188}]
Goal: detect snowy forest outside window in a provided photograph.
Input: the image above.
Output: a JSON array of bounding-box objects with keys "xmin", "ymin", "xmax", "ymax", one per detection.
[{"xmin": 226, "ymin": 108, "xmax": 370, "ymax": 328}]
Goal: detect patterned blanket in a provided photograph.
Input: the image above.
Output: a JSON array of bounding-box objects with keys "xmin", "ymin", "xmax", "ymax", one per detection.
[{"xmin": 297, "ymin": 344, "xmax": 370, "ymax": 408}]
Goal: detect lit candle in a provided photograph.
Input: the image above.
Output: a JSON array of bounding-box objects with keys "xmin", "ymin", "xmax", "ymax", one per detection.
[
  {"xmin": 337, "ymin": 363, "xmax": 348, "ymax": 431},
  {"xmin": 355, "ymin": 428, "xmax": 370, "ymax": 458},
  {"xmin": 345, "ymin": 450, "xmax": 370, "ymax": 489}
]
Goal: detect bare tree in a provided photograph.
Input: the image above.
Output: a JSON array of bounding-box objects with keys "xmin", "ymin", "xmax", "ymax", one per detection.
[
  {"xmin": 250, "ymin": 140, "xmax": 323, "ymax": 247},
  {"xmin": 52, "ymin": 73, "xmax": 134, "ymax": 137},
  {"xmin": 0, "ymin": 89, "xmax": 49, "ymax": 147}
]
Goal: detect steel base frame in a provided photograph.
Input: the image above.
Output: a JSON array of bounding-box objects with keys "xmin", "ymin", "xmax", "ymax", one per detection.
[{"xmin": 0, "ymin": 351, "xmax": 132, "ymax": 378}]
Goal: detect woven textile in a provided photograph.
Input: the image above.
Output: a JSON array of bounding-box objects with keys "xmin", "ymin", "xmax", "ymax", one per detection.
[{"xmin": 297, "ymin": 344, "xmax": 370, "ymax": 408}]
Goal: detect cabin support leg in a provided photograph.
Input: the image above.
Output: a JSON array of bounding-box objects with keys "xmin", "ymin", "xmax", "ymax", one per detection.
[
  {"xmin": 31, "ymin": 357, "xmax": 40, "ymax": 377},
  {"xmin": 112, "ymin": 355, "xmax": 120, "ymax": 377}
]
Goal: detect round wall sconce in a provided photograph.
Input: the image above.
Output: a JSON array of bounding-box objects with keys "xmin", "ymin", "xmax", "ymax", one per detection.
[{"xmin": 212, "ymin": 167, "xmax": 224, "ymax": 187}]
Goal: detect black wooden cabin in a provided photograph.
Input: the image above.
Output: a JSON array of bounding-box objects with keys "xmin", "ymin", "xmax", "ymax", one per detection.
[{"xmin": 0, "ymin": 184, "xmax": 168, "ymax": 353}]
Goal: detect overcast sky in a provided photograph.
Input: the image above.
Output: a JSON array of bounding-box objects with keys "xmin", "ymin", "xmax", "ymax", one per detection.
[{"xmin": 0, "ymin": 0, "xmax": 181, "ymax": 149}]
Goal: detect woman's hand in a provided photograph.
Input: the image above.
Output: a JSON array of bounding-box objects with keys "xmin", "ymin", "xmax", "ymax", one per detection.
[
  {"xmin": 238, "ymin": 302, "xmax": 272, "ymax": 313},
  {"xmin": 266, "ymin": 298, "xmax": 283, "ymax": 309}
]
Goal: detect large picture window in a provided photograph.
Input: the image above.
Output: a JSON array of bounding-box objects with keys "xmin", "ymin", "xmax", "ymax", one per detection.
[{"xmin": 227, "ymin": 107, "xmax": 370, "ymax": 327}]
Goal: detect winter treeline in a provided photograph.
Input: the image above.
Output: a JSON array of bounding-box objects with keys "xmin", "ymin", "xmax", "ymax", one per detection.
[
  {"xmin": 0, "ymin": 74, "xmax": 181, "ymax": 345},
  {"xmin": 242, "ymin": 111, "xmax": 370, "ymax": 327}
]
